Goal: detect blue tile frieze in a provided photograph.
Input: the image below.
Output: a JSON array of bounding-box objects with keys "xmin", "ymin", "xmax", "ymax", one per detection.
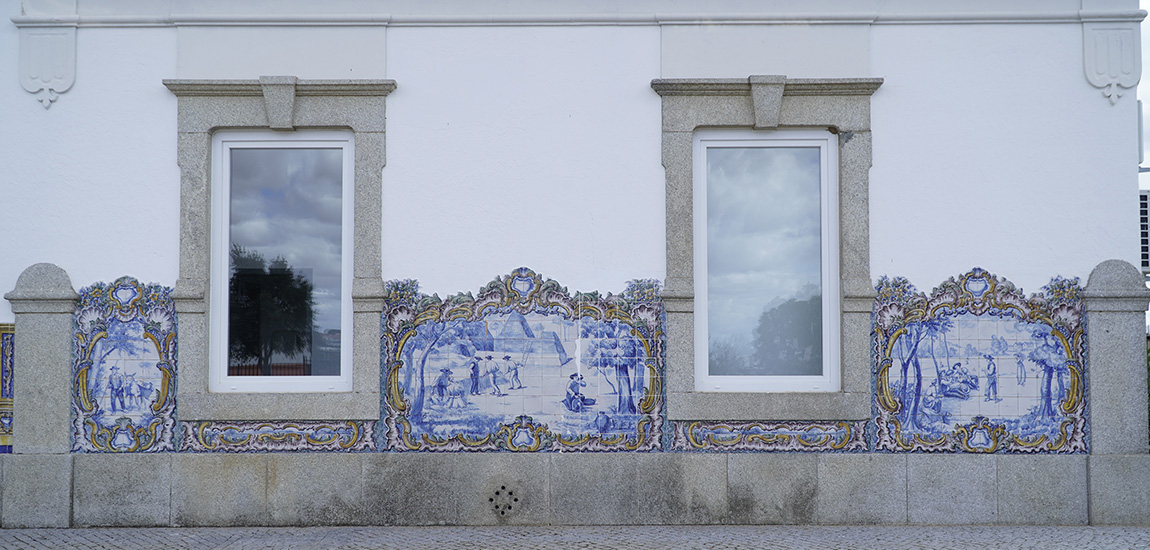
[
  {"xmin": 0, "ymin": 323, "xmax": 12, "ymax": 453},
  {"xmin": 871, "ymin": 268, "xmax": 1087, "ymax": 453},
  {"xmin": 381, "ymin": 268, "xmax": 666, "ymax": 452},
  {"xmin": 671, "ymin": 420, "xmax": 867, "ymax": 452},
  {"xmin": 181, "ymin": 420, "xmax": 375, "ymax": 452}
]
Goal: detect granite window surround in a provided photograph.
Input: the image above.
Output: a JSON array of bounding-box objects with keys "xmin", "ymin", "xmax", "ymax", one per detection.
[
  {"xmin": 652, "ymin": 75, "xmax": 882, "ymax": 421},
  {"xmin": 163, "ymin": 76, "xmax": 396, "ymax": 420}
]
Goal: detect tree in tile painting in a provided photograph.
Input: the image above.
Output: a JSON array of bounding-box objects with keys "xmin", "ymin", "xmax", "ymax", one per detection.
[
  {"xmin": 401, "ymin": 319, "xmax": 479, "ymax": 427},
  {"xmin": 873, "ymin": 270, "xmax": 1087, "ymax": 453},
  {"xmin": 579, "ymin": 321, "xmax": 641, "ymax": 415}
]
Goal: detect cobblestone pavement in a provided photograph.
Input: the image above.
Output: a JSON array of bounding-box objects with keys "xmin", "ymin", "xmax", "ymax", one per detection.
[{"xmin": 2, "ymin": 526, "xmax": 1150, "ymax": 550}]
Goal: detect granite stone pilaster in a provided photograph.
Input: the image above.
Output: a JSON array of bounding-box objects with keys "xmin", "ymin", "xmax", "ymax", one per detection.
[
  {"xmin": 1083, "ymin": 259, "xmax": 1150, "ymax": 455},
  {"xmin": 3, "ymin": 263, "xmax": 77, "ymax": 455}
]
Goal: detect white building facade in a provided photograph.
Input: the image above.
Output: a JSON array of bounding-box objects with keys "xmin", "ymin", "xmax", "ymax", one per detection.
[{"xmin": 1, "ymin": 0, "xmax": 1149, "ymax": 527}]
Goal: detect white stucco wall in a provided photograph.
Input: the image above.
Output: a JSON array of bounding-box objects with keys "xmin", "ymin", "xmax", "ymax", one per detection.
[
  {"xmin": 870, "ymin": 22, "xmax": 1140, "ymax": 293},
  {"xmin": 1, "ymin": 0, "xmax": 1143, "ymax": 322},
  {"xmin": 0, "ymin": 2, "xmax": 180, "ymax": 321},
  {"xmin": 381, "ymin": 25, "xmax": 664, "ymax": 297}
]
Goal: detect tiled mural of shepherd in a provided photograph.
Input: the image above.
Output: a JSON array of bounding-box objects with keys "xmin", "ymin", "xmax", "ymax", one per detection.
[
  {"xmin": 72, "ymin": 277, "xmax": 178, "ymax": 452},
  {"xmin": 381, "ymin": 268, "xmax": 665, "ymax": 452},
  {"xmin": 872, "ymin": 268, "xmax": 1086, "ymax": 453}
]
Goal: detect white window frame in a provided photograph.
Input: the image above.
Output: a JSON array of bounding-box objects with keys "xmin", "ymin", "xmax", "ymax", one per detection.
[
  {"xmin": 209, "ymin": 129, "xmax": 355, "ymax": 393},
  {"xmin": 692, "ymin": 128, "xmax": 841, "ymax": 392}
]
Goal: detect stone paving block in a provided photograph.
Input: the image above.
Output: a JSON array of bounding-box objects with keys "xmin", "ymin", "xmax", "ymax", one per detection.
[
  {"xmin": 1089, "ymin": 455, "xmax": 1150, "ymax": 525},
  {"xmin": 363, "ymin": 453, "xmax": 459, "ymax": 525},
  {"xmin": 172, "ymin": 454, "xmax": 268, "ymax": 526},
  {"xmin": 634, "ymin": 453, "xmax": 727, "ymax": 525},
  {"xmin": 996, "ymin": 454, "xmax": 1086, "ymax": 525},
  {"xmin": 1, "ymin": 454, "xmax": 72, "ymax": 528},
  {"xmin": 455, "ymin": 453, "xmax": 551, "ymax": 526},
  {"xmin": 267, "ymin": 453, "xmax": 366, "ymax": 526},
  {"xmin": 728, "ymin": 453, "xmax": 817, "ymax": 524},
  {"xmin": 73, "ymin": 453, "xmax": 173, "ymax": 527},
  {"xmin": 550, "ymin": 453, "xmax": 639, "ymax": 525},
  {"xmin": 817, "ymin": 454, "xmax": 907, "ymax": 525},
  {"xmin": 907, "ymin": 454, "xmax": 995, "ymax": 525},
  {"xmin": 3, "ymin": 524, "xmax": 1150, "ymax": 548}
]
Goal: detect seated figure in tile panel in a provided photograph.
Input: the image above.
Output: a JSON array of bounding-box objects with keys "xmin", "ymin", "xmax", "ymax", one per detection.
[
  {"xmin": 872, "ymin": 268, "xmax": 1086, "ymax": 453},
  {"xmin": 72, "ymin": 277, "xmax": 177, "ymax": 452},
  {"xmin": 381, "ymin": 268, "xmax": 665, "ymax": 452}
]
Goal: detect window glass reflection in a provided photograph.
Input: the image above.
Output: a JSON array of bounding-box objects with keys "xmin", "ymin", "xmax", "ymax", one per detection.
[
  {"xmin": 706, "ymin": 146, "xmax": 822, "ymax": 376},
  {"xmin": 227, "ymin": 148, "xmax": 343, "ymax": 376}
]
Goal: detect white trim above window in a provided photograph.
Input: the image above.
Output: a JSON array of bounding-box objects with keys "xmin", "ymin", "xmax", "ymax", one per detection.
[
  {"xmin": 692, "ymin": 128, "xmax": 840, "ymax": 392},
  {"xmin": 210, "ymin": 130, "xmax": 355, "ymax": 393}
]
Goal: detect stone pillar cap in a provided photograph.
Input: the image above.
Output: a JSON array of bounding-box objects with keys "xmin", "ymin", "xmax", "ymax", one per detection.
[{"xmin": 4, "ymin": 263, "xmax": 77, "ymax": 313}]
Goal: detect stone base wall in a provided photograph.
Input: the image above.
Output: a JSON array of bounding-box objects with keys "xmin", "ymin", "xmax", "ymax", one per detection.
[{"xmin": 4, "ymin": 452, "xmax": 1150, "ymax": 527}]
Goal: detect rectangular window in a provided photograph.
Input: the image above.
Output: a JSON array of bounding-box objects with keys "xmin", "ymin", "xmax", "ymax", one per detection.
[
  {"xmin": 693, "ymin": 128, "xmax": 840, "ymax": 392},
  {"xmin": 210, "ymin": 130, "xmax": 354, "ymax": 392}
]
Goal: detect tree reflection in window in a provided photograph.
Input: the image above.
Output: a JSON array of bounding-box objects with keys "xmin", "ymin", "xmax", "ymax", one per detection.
[{"xmin": 227, "ymin": 245, "xmax": 316, "ymax": 376}]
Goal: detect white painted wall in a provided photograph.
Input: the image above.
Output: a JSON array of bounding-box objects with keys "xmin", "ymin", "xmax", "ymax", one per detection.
[
  {"xmin": 382, "ymin": 25, "xmax": 665, "ymax": 297},
  {"xmin": 870, "ymin": 22, "xmax": 1140, "ymax": 293},
  {"xmin": 2, "ymin": 0, "xmax": 1142, "ymax": 321},
  {"xmin": 0, "ymin": 0, "xmax": 180, "ymax": 321}
]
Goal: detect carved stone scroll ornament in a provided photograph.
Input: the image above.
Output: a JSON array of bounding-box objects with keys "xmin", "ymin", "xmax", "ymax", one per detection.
[
  {"xmin": 1083, "ymin": 22, "xmax": 1141, "ymax": 105},
  {"xmin": 18, "ymin": 26, "xmax": 76, "ymax": 109}
]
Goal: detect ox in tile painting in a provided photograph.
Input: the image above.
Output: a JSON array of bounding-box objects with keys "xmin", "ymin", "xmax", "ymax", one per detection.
[
  {"xmin": 872, "ymin": 269, "xmax": 1086, "ymax": 453},
  {"xmin": 381, "ymin": 268, "xmax": 665, "ymax": 452}
]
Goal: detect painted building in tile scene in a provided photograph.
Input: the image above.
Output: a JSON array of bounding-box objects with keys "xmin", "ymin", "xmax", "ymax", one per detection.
[{"xmin": 1, "ymin": 0, "xmax": 1149, "ymax": 527}]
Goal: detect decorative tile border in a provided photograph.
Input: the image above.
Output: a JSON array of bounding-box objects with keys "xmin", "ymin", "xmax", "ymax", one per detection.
[
  {"xmin": 0, "ymin": 323, "xmax": 12, "ymax": 453},
  {"xmin": 381, "ymin": 268, "xmax": 665, "ymax": 452},
  {"xmin": 181, "ymin": 420, "xmax": 375, "ymax": 452},
  {"xmin": 670, "ymin": 420, "xmax": 867, "ymax": 452},
  {"xmin": 872, "ymin": 268, "xmax": 1087, "ymax": 453},
  {"xmin": 72, "ymin": 277, "xmax": 178, "ymax": 452}
]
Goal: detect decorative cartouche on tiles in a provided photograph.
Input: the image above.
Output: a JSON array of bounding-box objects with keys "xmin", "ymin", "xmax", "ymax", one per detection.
[
  {"xmin": 381, "ymin": 268, "xmax": 665, "ymax": 452},
  {"xmin": 182, "ymin": 420, "xmax": 375, "ymax": 452},
  {"xmin": 0, "ymin": 324, "xmax": 12, "ymax": 453},
  {"xmin": 872, "ymin": 268, "xmax": 1086, "ymax": 453},
  {"xmin": 671, "ymin": 420, "xmax": 867, "ymax": 452},
  {"xmin": 72, "ymin": 277, "xmax": 177, "ymax": 452}
]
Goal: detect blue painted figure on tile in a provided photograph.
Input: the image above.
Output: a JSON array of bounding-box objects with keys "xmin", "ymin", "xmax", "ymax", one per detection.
[
  {"xmin": 504, "ymin": 355, "xmax": 524, "ymax": 390},
  {"xmin": 434, "ymin": 368, "xmax": 451, "ymax": 401},
  {"xmin": 381, "ymin": 270, "xmax": 665, "ymax": 452},
  {"xmin": 983, "ymin": 354, "xmax": 1000, "ymax": 402},
  {"xmin": 485, "ymin": 355, "xmax": 505, "ymax": 396},
  {"xmin": 107, "ymin": 365, "xmax": 127, "ymax": 412},
  {"xmin": 873, "ymin": 269, "xmax": 1086, "ymax": 453},
  {"xmin": 72, "ymin": 277, "xmax": 177, "ymax": 452},
  {"xmin": 595, "ymin": 411, "xmax": 613, "ymax": 434},
  {"xmin": 564, "ymin": 373, "xmax": 596, "ymax": 412},
  {"xmin": 469, "ymin": 356, "xmax": 481, "ymax": 396}
]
